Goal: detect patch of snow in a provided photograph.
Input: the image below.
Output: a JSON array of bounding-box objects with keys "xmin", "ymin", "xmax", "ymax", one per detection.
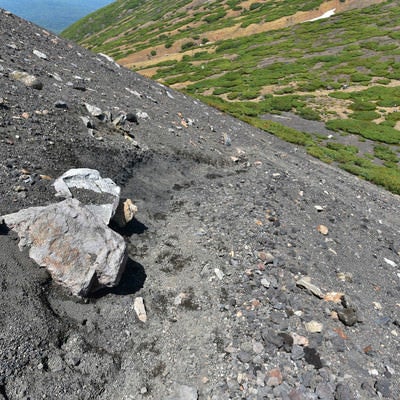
[{"xmin": 307, "ymin": 8, "xmax": 336, "ymax": 22}]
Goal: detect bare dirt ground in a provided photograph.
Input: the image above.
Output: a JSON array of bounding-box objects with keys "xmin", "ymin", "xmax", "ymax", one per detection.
[{"xmin": 1, "ymin": 9, "xmax": 400, "ymax": 400}]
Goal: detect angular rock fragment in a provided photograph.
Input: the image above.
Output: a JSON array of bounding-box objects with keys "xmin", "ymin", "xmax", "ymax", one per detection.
[
  {"xmin": 337, "ymin": 308, "xmax": 358, "ymax": 326},
  {"xmin": 2, "ymin": 198, "xmax": 127, "ymax": 296},
  {"xmin": 112, "ymin": 198, "xmax": 138, "ymax": 228},
  {"xmin": 84, "ymin": 102, "xmax": 102, "ymax": 116},
  {"xmin": 383, "ymin": 257, "xmax": 397, "ymax": 267},
  {"xmin": 337, "ymin": 295, "xmax": 359, "ymax": 326},
  {"xmin": 112, "ymin": 113, "xmax": 126, "ymax": 127},
  {"xmin": 98, "ymin": 52, "xmax": 120, "ymax": 68},
  {"xmin": 305, "ymin": 320, "xmax": 323, "ymax": 333},
  {"xmin": 134, "ymin": 297, "xmax": 147, "ymax": 323},
  {"xmin": 33, "ymin": 49, "xmax": 48, "ymax": 60},
  {"xmin": 84, "ymin": 103, "xmax": 103, "ymax": 118},
  {"xmin": 296, "ymin": 277, "xmax": 324, "ymax": 298},
  {"xmin": 317, "ymin": 224, "xmax": 329, "ymax": 235},
  {"xmin": 304, "ymin": 347, "xmax": 323, "ymax": 369},
  {"xmin": 10, "ymin": 70, "xmax": 43, "ymax": 90},
  {"xmin": 324, "ymin": 291, "xmax": 344, "ymax": 303},
  {"xmin": 53, "ymin": 168, "xmax": 120, "ymax": 225},
  {"xmin": 80, "ymin": 116, "xmax": 95, "ymax": 129}
]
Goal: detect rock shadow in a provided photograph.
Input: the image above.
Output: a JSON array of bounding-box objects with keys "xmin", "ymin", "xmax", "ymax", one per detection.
[
  {"xmin": 111, "ymin": 217, "xmax": 148, "ymax": 237},
  {"xmin": 90, "ymin": 257, "xmax": 146, "ymax": 298},
  {"xmin": 0, "ymin": 221, "xmax": 10, "ymax": 235}
]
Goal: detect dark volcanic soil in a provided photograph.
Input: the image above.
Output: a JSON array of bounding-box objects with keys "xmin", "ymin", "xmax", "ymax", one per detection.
[{"xmin": 1, "ymin": 9, "xmax": 400, "ymax": 400}]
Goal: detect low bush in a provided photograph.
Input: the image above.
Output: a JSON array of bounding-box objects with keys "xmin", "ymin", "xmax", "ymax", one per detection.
[
  {"xmin": 181, "ymin": 41, "xmax": 196, "ymax": 51},
  {"xmin": 351, "ymin": 110, "xmax": 380, "ymax": 120},
  {"xmin": 297, "ymin": 107, "xmax": 321, "ymax": 121},
  {"xmin": 350, "ymin": 101, "xmax": 376, "ymax": 111},
  {"xmin": 374, "ymin": 144, "xmax": 399, "ymax": 163},
  {"xmin": 326, "ymin": 119, "xmax": 400, "ymax": 144}
]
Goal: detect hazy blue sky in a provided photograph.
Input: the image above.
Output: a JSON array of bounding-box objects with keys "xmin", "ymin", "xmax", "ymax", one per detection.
[{"xmin": 0, "ymin": 0, "xmax": 114, "ymax": 33}]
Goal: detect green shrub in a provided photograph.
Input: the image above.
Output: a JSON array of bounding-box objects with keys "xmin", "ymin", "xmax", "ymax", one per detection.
[
  {"xmin": 380, "ymin": 120, "xmax": 396, "ymax": 128},
  {"xmin": 387, "ymin": 111, "xmax": 400, "ymax": 122},
  {"xmin": 351, "ymin": 110, "xmax": 380, "ymax": 120},
  {"xmin": 256, "ymin": 119, "xmax": 313, "ymax": 146},
  {"xmin": 249, "ymin": 3, "xmax": 262, "ymax": 11},
  {"xmin": 213, "ymin": 87, "xmax": 230, "ymax": 95},
  {"xmin": 377, "ymin": 99, "xmax": 400, "ymax": 107},
  {"xmin": 203, "ymin": 11, "xmax": 226, "ymax": 23},
  {"xmin": 341, "ymin": 162, "xmax": 400, "ymax": 194},
  {"xmin": 374, "ymin": 145, "xmax": 399, "ymax": 163},
  {"xmin": 239, "ymin": 90, "xmax": 260, "ymax": 100},
  {"xmin": 375, "ymin": 78, "xmax": 391, "ymax": 85},
  {"xmin": 227, "ymin": 92, "xmax": 239, "ymax": 100},
  {"xmin": 271, "ymin": 96, "xmax": 295, "ymax": 112},
  {"xmin": 350, "ymin": 73, "xmax": 372, "ymax": 83},
  {"xmin": 326, "ymin": 119, "xmax": 400, "ymax": 144},
  {"xmin": 297, "ymin": 107, "xmax": 321, "ymax": 121},
  {"xmin": 181, "ymin": 41, "xmax": 196, "ymax": 51},
  {"xmin": 350, "ymin": 101, "xmax": 376, "ymax": 111}
]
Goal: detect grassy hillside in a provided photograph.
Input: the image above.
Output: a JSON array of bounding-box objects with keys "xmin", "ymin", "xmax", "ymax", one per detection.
[{"xmin": 62, "ymin": 0, "xmax": 400, "ymax": 194}]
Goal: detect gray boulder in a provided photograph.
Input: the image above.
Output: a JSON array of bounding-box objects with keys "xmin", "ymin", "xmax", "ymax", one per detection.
[
  {"xmin": 2, "ymin": 198, "xmax": 127, "ymax": 296},
  {"xmin": 53, "ymin": 168, "xmax": 120, "ymax": 225}
]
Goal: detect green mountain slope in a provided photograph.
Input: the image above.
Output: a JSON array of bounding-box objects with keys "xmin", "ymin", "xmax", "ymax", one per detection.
[{"xmin": 62, "ymin": 0, "xmax": 400, "ymax": 194}]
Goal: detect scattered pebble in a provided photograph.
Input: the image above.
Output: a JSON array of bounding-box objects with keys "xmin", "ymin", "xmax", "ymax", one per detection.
[
  {"xmin": 296, "ymin": 277, "xmax": 324, "ymax": 298},
  {"xmin": 133, "ymin": 297, "xmax": 147, "ymax": 323},
  {"xmin": 214, "ymin": 268, "xmax": 224, "ymax": 280},
  {"xmin": 317, "ymin": 224, "xmax": 329, "ymax": 235},
  {"xmin": 305, "ymin": 320, "xmax": 323, "ymax": 333}
]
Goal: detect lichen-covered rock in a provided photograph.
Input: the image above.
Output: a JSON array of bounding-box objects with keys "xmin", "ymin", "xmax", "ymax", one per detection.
[{"xmin": 2, "ymin": 198, "xmax": 127, "ymax": 296}]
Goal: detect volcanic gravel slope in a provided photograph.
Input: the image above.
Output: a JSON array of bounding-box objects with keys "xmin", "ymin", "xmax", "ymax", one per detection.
[{"xmin": 1, "ymin": 8, "xmax": 400, "ymax": 400}]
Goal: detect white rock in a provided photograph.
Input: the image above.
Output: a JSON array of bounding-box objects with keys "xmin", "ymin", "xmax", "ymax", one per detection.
[
  {"xmin": 98, "ymin": 52, "xmax": 120, "ymax": 68},
  {"xmin": 84, "ymin": 103, "xmax": 103, "ymax": 117},
  {"xmin": 33, "ymin": 49, "xmax": 48, "ymax": 60},
  {"xmin": 296, "ymin": 277, "xmax": 324, "ymax": 298},
  {"xmin": 214, "ymin": 268, "xmax": 224, "ymax": 280},
  {"xmin": 305, "ymin": 320, "xmax": 323, "ymax": 333},
  {"xmin": 125, "ymin": 87, "xmax": 142, "ymax": 98},
  {"xmin": 369, "ymin": 369, "xmax": 379, "ymax": 376},
  {"xmin": 384, "ymin": 258, "xmax": 397, "ymax": 267},
  {"xmin": 2, "ymin": 199, "xmax": 127, "ymax": 296},
  {"xmin": 134, "ymin": 297, "xmax": 147, "ymax": 323},
  {"xmin": 136, "ymin": 110, "xmax": 149, "ymax": 119},
  {"xmin": 261, "ymin": 278, "xmax": 271, "ymax": 288},
  {"xmin": 53, "ymin": 168, "xmax": 120, "ymax": 225}
]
